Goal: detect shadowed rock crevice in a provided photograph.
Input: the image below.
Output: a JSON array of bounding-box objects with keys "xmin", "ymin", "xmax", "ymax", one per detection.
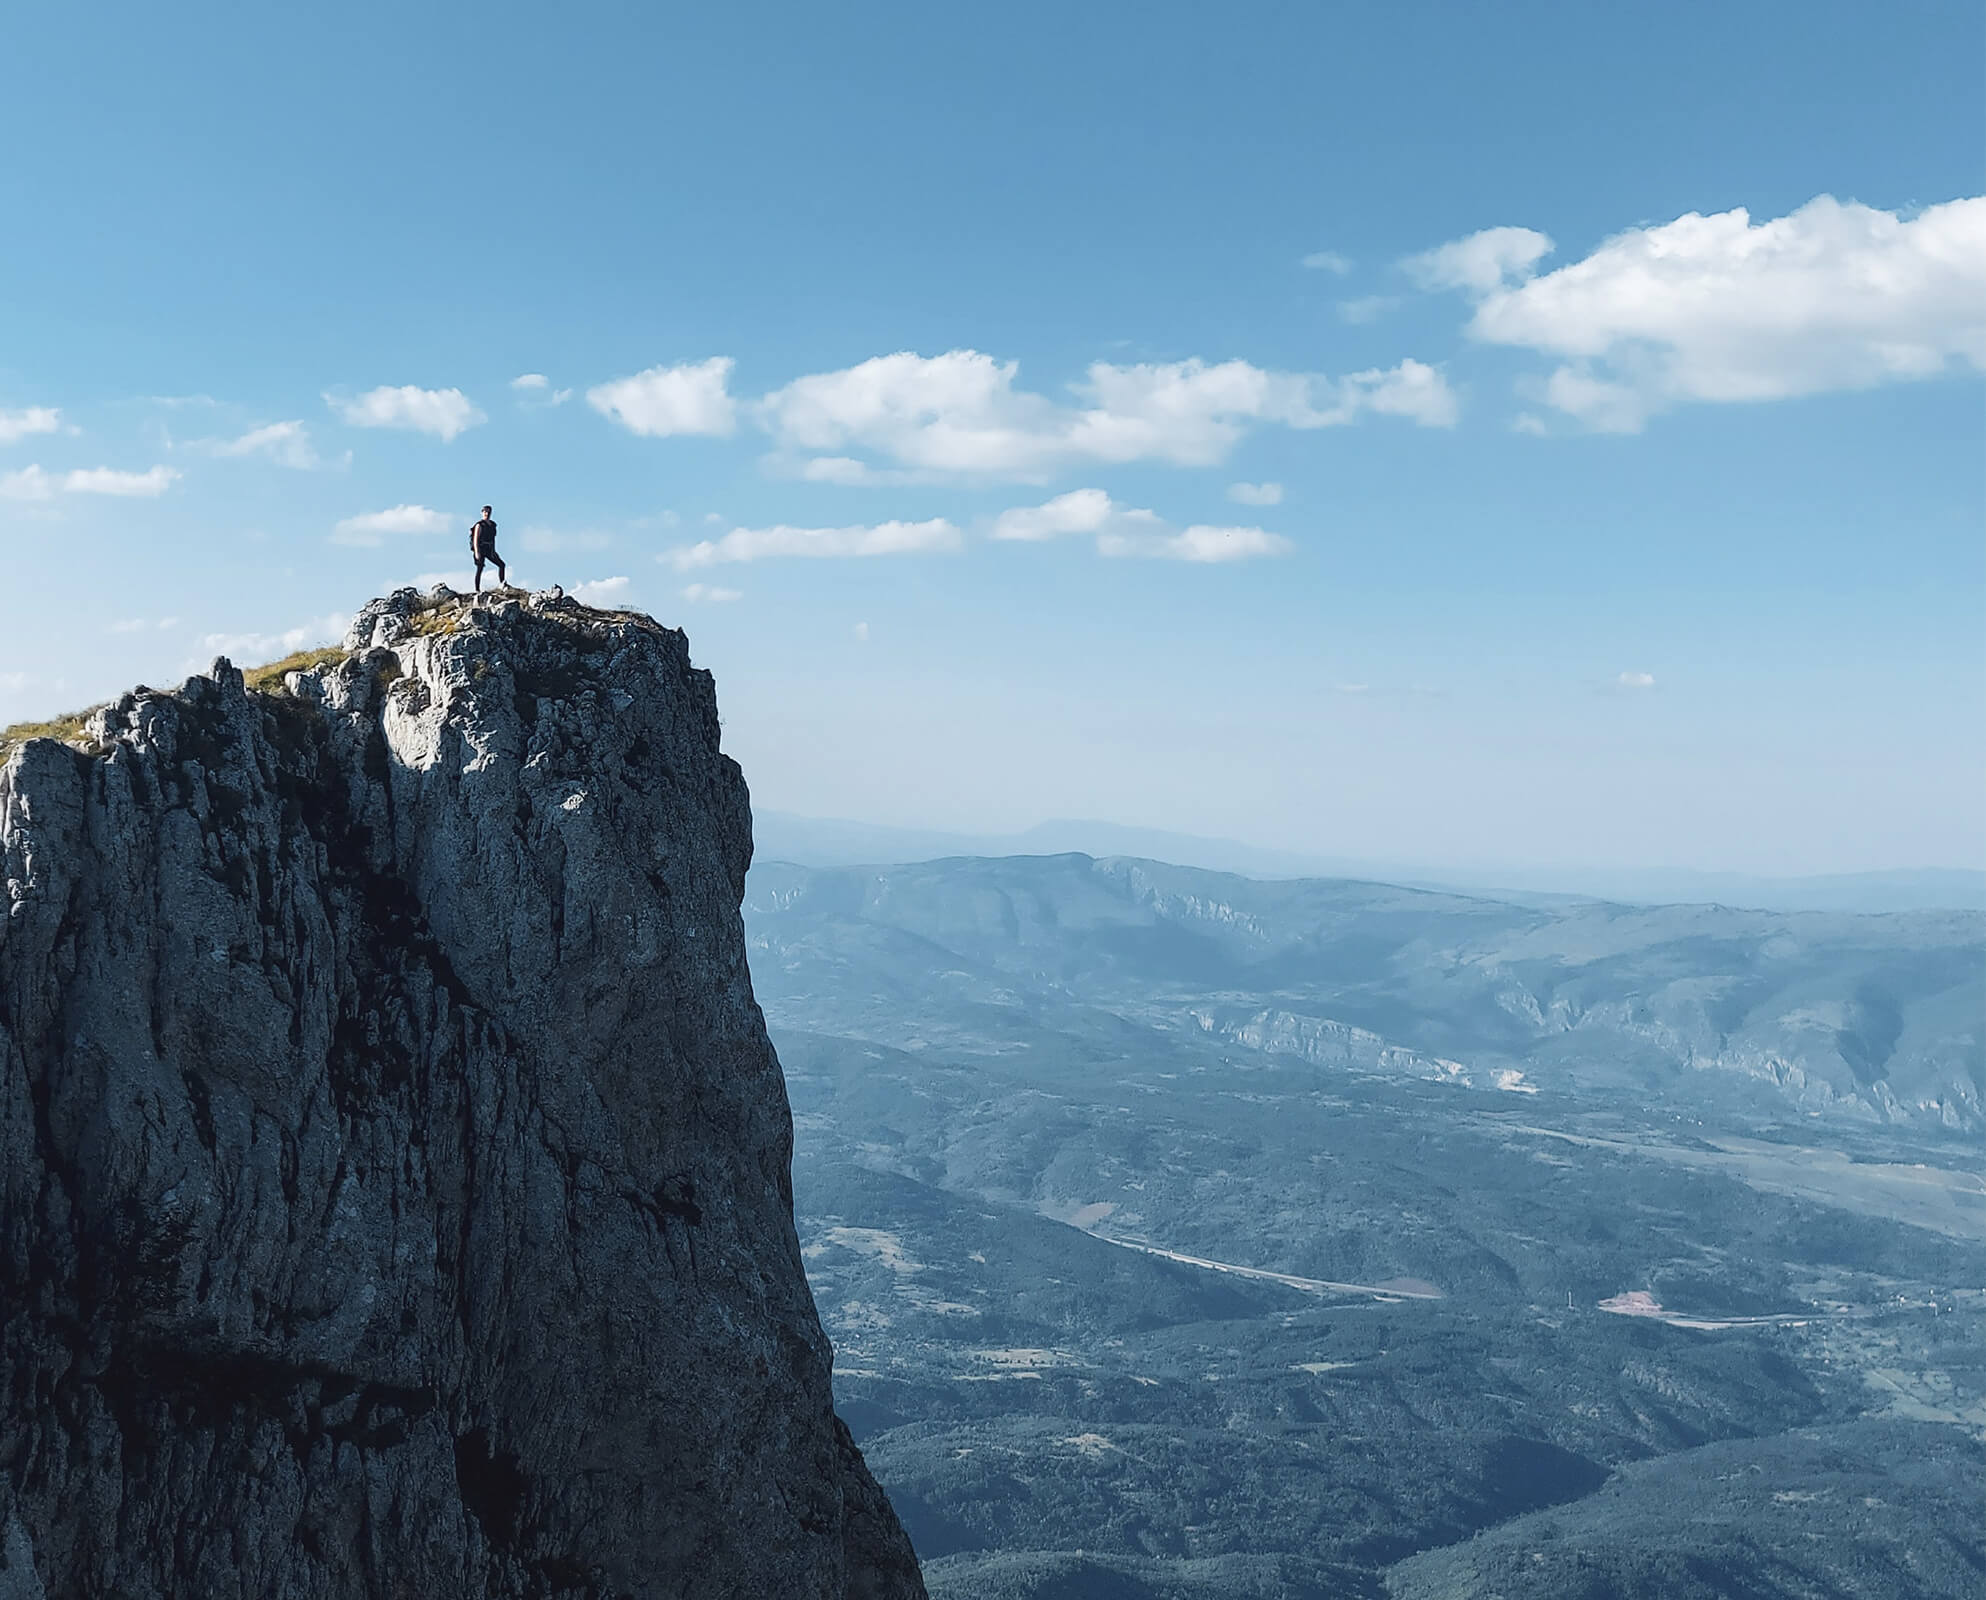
[{"xmin": 0, "ymin": 586, "xmax": 924, "ymax": 1600}]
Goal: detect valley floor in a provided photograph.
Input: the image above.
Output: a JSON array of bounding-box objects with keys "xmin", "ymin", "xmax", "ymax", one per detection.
[{"xmin": 750, "ymin": 856, "xmax": 1985, "ymax": 1598}]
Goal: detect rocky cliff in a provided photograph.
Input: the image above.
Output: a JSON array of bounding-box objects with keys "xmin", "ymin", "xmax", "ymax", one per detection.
[{"xmin": 0, "ymin": 588, "xmax": 925, "ymax": 1599}]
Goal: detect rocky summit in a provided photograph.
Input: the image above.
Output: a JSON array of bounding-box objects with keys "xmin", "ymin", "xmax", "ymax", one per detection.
[{"xmin": 0, "ymin": 588, "xmax": 925, "ymax": 1600}]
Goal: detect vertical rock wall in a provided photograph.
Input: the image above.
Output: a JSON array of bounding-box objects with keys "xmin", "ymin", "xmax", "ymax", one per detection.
[{"xmin": 0, "ymin": 589, "xmax": 924, "ymax": 1599}]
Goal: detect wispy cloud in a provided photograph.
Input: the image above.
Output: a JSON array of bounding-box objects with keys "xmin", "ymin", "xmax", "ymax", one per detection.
[
  {"xmin": 108, "ymin": 617, "xmax": 180, "ymax": 634},
  {"xmin": 1226, "ymin": 481, "xmax": 1283, "ymax": 506},
  {"xmin": 1614, "ymin": 670, "xmax": 1657, "ymax": 691},
  {"xmin": 992, "ymin": 489, "xmax": 1293, "ymax": 563},
  {"xmin": 195, "ymin": 419, "xmax": 324, "ymax": 469},
  {"xmin": 0, "ymin": 466, "xmax": 52, "ymax": 501},
  {"xmin": 786, "ymin": 454, "xmax": 923, "ymax": 487},
  {"xmin": 588, "ymin": 358, "xmax": 737, "ymax": 437},
  {"xmin": 1416, "ymin": 194, "xmax": 1986, "ymax": 431},
  {"xmin": 665, "ymin": 518, "xmax": 962, "ymax": 570},
  {"xmin": 65, "ymin": 465, "xmax": 181, "ymax": 496},
  {"xmin": 327, "ymin": 384, "xmax": 484, "ymax": 440},
  {"xmin": 1099, "ymin": 524, "xmax": 1293, "ymax": 563},
  {"xmin": 1337, "ymin": 295, "xmax": 1400, "ymax": 325},
  {"xmin": 192, "ymin": 613, "xmax": 349, "ymax": 670},
  {"xmin": 570, "ymin": 576, "xmax": 632, "ymax": 606},
  {"xmin": 512, "ymin": 372, "xmax": 573, "ymax": 406},
  {"xmin": 0, "ymin": 406, "xmax": 62, "ymax": 445},
  {"xmin": 1302, "ymin": 250, "xmax": 1354, "ymax": 274},
  {"xmin": 331, "ymin": 503, "xmax": 453, "ymax": 546},
  {"xmin": 682, "ymin": 583, "xmax": 742, "ymax": 604},
  {"xmin": 1, "ymin": 463, "xmax": 179, "ymax": 499}
]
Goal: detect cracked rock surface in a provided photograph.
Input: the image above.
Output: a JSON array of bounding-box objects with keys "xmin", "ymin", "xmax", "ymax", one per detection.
[{"xmin": 0, "ymin": 588, "xmax": 924, "ymax": 1600}]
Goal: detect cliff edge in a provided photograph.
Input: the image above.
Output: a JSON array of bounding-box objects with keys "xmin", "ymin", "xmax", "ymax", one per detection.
[{"xmin": 0, "ymin": 588, "xmax": 925, "ymax": 1599}]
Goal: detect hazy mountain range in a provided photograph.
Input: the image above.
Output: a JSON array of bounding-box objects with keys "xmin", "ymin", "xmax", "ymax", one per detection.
[
  {"xmin": 747, "ymin": 852, "xmax": 1983, "ymax": 1131},
  {"xmin": 753, "ymin": 811, "xmax": 1986, "ymax": 916}
]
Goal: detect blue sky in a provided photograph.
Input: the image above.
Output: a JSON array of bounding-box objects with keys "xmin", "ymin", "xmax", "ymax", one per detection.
[{"xmin": 3, "ymin": 0, "xmax": 1980, "ymax": 875}]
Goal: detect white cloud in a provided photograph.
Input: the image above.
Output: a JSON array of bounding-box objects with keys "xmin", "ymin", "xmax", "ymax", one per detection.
[
  {"xmin": 199, "ymin": 420, "xmax": 322, "ymax": 469},
  {"xmin": 1434, "ymin": 195, "xmax": 1986, "ymax": 431},
  {"xmin": 853, "ymin": 621, "xmax": 870, "ymax": 641},
  {"xmin": 1616, "ymin": 670, "xmax": 1657, "ymax": 690},
  {"xmin": 194, "ymin": 613, "xmax": 349, "ymax": 669},
  {"xmin": 570, "ymin": 576, "xmax": 632, "ymax": 606},
  {"xmin": 989, "ymin": 487, "xmax": 1130, "ymax": 542},
  {"xmin": 1511, "ymin": 412, "xmax": 1550, "ymax": 436},
  {"xmin": 328, "ymin": 385, "xmax": 484, "ymax": 441},
  {"xmin": 0, "ymin": 406, "xmax": 61, "ymax": 445},
  {"xmin": 758, "ymin": 350, "xmax": 1457, "ymax": 482},
  {"xmin": 512, "ymin": 373, "xmax": 573, "ymax": 407},
  {"xmin": 1405, "ymin": 226, "xmax": 1554, "ymax": 293},
  {"xmin": 588, "ymin": 357, "xmax": 737, "ymax": 437},
  {"xmin": 1302, "ymin": 250, "xmax": 1353, "ymax": 274},
  {"xmin": 331, "ymin": 503, "xmax": 453, "ymax": 546},
  {"xmin": 1337, "ymin": 295, "xmax": 1399, "ymax": 325},
  {"xmin": 992, "ymin": 489, "xmax": 1292, "ymax": 563},
  {"xmin": 1098, "ymin": 523, "xmax": 1294, "ymax": 563},
  {"xmin": 682, "ymin": 583, "xmax": 742, "ymax": 604},
  {"xmin": 1352, "ymin": 358, "xmax": 1460, "ymax": 426},
  {"xmin": 1226, "ymin": 481, "xmax": 1283, "ymax": 506},
  {"xmin": 0, "ymin": 465, "xmax": 53, "ymax": 501},
  {"xmin": 9, "ymin": 464, "xmax": 182, "ymax": 498},
  {"xmin": 66, "ymin": 464, "xmax": 180, "ymax": 496},
  {"xmin": 665, "ymin": 518, "xmax": 962, "ymax": 570},
  {"xmin": 789, "ymin": 454, "xmax": 922, "ymax": 486}
]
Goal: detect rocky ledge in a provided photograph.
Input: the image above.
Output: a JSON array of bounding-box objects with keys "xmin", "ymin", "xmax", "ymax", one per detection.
[{"xmin": 0, "ymin": 588, "xmax": 924, "ymax": 1599}]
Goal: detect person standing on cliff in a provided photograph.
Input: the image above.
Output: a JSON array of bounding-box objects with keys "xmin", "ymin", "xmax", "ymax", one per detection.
[{"xmin": 470, "ymin": 505, "xmax": 511, "ymax": 593}]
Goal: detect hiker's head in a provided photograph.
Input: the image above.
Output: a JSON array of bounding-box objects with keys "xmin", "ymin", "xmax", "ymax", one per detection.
[{"xmin": 482, "ymin": 505, "xmax": 493, "ymax": 516}]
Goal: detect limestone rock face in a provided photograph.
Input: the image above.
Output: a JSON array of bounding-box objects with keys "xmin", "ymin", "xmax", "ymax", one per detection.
[{"xmin": 0, "ymin": 589, "xmax": 924, "ymax": 1600}]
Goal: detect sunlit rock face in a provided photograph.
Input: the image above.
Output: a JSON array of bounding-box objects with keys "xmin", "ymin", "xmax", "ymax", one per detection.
[{"xmin": 0, "ymin": 587, "xmax": 924, "ymax": 1600}]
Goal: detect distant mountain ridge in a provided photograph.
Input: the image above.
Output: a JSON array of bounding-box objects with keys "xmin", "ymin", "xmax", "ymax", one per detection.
[
  {"xmin": 752, "ymin": 811, "xmax": 1986, "ymax": 915},
  {"xmin": 745, "ymin": 851, "xmax": 1985, "ymax": 1131}
]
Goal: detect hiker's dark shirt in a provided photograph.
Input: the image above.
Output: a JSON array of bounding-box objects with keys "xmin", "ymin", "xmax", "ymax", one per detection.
[{"xmin": 472, "ymin": 518, "xmax": 499, "ymax": 555}]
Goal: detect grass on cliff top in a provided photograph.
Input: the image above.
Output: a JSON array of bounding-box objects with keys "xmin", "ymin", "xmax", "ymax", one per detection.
[
  {"xmin": 0, "ymin": 706, "xmax": 106, "ymax": 756},
  {"xmin": 244, "ymin": 646, "xmax": 347, "ymax": 695},
  {"xmin": 2, "ymin": 648, "xmax": 346, "ymax": 759}
]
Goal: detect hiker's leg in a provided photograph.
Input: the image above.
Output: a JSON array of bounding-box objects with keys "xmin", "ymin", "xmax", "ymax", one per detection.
[
  {"xmin": 473, "ymin": 554, "xmax": 486, "ymax": 593},
  {"xmin": 495, "ymin": 555, "xmax": 509, "ymax": 588}
]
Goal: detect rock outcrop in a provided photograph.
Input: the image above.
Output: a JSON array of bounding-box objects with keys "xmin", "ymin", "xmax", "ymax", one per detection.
[{"xmin": 0, "ymin": 589, "xmax": 925, "ymax": 1599}]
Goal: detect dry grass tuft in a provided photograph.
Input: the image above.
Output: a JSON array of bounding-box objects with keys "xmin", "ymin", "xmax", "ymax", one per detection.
[
  {"xmin": 0, "ymin": 707, "xmax": 107, "ymax": 757},
  {"xmin": 244, "ymin": 647, "xmax": 348, "ymax": 695}
]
